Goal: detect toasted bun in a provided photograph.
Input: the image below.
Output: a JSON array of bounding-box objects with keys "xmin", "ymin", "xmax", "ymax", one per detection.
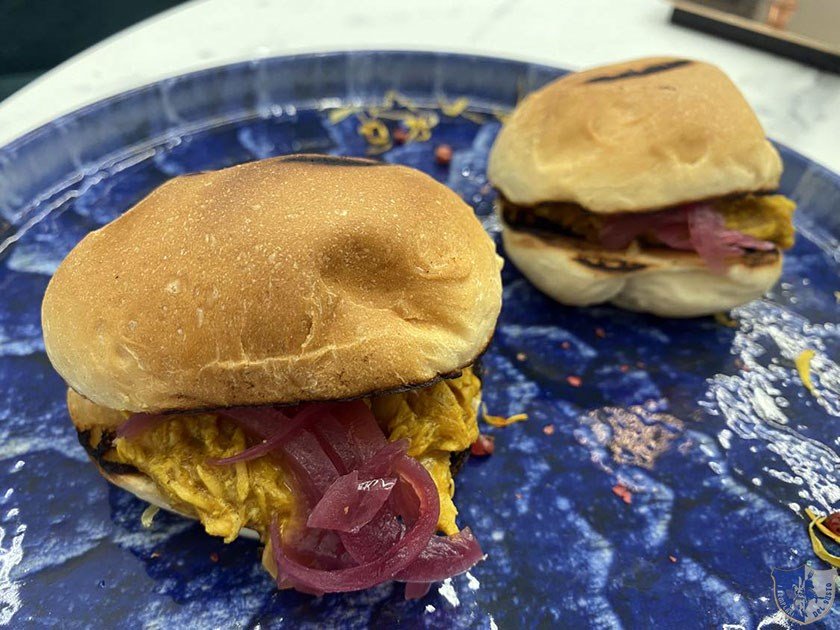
[
  {"xmin": 43, "ymin": 155, "xmax": 503, "ymax": 412},
  {"xmin": 501, "ymin": 224, "xmax": 782, "ymax": 318},
  {"xmin": 488, "ymin": 57, "xmax": 782, "ymax": 213}
]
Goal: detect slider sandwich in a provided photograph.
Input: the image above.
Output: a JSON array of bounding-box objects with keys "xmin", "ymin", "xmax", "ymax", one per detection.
[
  {"xmin": 42, "ymin": 154, "xmax": 503, "ymax": 597},
  {"xmin": 489, "ymin": 57, "xmax": 795, "ymax": 317}
]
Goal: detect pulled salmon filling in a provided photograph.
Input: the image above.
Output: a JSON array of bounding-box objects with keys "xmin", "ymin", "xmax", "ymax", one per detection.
[{"xmin": 72, "ymin": 368, "xmax": 483, "ymax": 596}]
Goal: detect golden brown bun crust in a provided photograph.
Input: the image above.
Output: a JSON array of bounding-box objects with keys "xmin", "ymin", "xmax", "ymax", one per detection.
[
  {"xmin": 43, "ymin": 155, "xmax": 503, "ymax": 412},
  {"xmin": 502, "ymin": 223, "xmax": 782, "ymax": 318},
  {"xmin": 488, "ymin": 57, "xmax": 782, "ymax": 212},
  {"xmin": 67, "ymin": 388, "xmax": 128, "ymax": 431}
]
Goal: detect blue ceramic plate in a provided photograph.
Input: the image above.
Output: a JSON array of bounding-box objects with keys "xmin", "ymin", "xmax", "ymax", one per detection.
[{"xmin": 0, "ymin": 52, "xmax": 838, "ymax": 629}]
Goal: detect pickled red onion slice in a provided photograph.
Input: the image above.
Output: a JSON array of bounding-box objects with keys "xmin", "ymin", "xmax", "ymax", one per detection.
[
  {"xmin": 210, "ymin": 408, "xmax": 314, "ymax": 465},
  {"xmin": 404, "ymin": 582, "xmax": 432, "ymax": 600},
  {"xmin": 393, "ymin": 528, "xmax": 484, "ymax": 582},
  {"xmin": 599, "ymin": 203, "xmax": 776, "ymax": 271},
  {"xmin": 340, "ymin": 505, "xmax": 405, "ymax": 564},
  {"xmin": 198, "ymin": 399, "xmax": 483, "ymax": 596},
  {"xmin": 116, "ymin": 413, "xmax": 168, "ymax": 439},
  {"xmin": 271, "ymin": 454, "xmax": 440, "ymax": 593},
  {"xmin": 279, "ymin": 429, "xmax": 341, "ymax": 504},
  {"xmin": 307, "ymin": 470, "xmax": 396, "ymax": 533}
]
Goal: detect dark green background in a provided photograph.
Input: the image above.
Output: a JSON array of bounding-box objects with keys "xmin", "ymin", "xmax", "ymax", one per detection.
[{"xmin": 0, "ymin": 0, "xmax": 187, "ymax": 101}]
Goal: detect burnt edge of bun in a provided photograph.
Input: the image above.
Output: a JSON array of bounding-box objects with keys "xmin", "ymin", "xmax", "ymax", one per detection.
[
  {"xmin": 574, "ymin": 255, "xmax": 648, "ymax": 273},
  {"xmin": 585, "ymin": 59, "xmax": 692, "ymax": 84},
  {"xmin": 450, "ymin": 448, "xmax": 470, "ymax": 476},
  {"xmin": 77, "ymin": 428, "xmax": 139, "ymax": 476},
  {"xmin": 740, "ymin": 249, "xmax": 780, "ymax": 267}
]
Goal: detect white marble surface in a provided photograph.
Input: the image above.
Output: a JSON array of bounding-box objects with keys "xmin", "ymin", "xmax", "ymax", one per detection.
[{"xmin": 1, "ymin": 0, "xmax": 838, "ymax": 171}]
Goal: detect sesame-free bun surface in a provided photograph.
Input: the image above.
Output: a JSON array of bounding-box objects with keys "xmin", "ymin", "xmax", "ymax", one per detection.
[
  {"xmin": 488, "ymin": 57, "xmax": 782, "ymax": 213},
  {"xmin": 501, "ymin": 222, "xmax": 782, "ymax": 318},
  {"xmin": 43, "ymin": 155, "xmax": 503, "ymax": 412}
]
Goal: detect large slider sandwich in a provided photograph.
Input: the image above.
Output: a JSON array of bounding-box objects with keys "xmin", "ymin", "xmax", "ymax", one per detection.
[{"xmin": 42, "ymin": 154, "xmax": 503, "ymax": 597}]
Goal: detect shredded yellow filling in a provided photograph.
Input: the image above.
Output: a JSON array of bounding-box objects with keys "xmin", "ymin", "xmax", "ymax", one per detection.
[
  {"xmin": 481, "ymin": 403, "xmax": 528, "ymax": 428},
  {"xmin": 110, "ymin": 368, "xmax": 481, "ymax": 542},
  {"xmin": 717, "ymin": 195, "xmax": 796, "ymax": 249},
  {"xmin": 804, "ymin": 508, "xmax": 840, "ymax": 568},
  {"xmin": 795, "ymin": 349, "xmax": 817, "ymax": 396}
]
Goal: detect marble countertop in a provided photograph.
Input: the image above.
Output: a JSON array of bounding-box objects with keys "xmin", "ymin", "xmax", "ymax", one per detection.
[{"xmin": 1, "ymin": 0, "xmax": 837, "ymax": 172}]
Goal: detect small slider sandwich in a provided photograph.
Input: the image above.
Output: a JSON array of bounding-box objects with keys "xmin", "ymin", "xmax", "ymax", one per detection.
[
  {"xmin": 42, "ymin": 155, "xmax": 503, "ymax": 597},
  {"xmin": 488, "ymin": 57, "xmax": 796, "ymax": 317}
]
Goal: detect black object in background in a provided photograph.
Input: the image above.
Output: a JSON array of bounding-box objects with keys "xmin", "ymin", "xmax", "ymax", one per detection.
[
  {"xmin": 670, "ymin": 0, "xmax": 840, "ymax": 73},
  {"xmin": 0, "ymin": 0, "xmax": 189, "ymax": 101}
]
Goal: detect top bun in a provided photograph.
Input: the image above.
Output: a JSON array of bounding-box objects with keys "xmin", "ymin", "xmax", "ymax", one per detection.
[
  {"xmin": 42, "ymin": 155, "xmax": 503, "ymax": 413},
  {"xmin": 488, "ymin": 57, "xmax": 782, "ymax": 213}
]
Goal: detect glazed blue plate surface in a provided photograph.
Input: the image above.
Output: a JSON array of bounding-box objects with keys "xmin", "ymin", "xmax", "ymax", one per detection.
[{"xmin": 0, "ymin": 51, "xmax": 838, "ymax": 628}]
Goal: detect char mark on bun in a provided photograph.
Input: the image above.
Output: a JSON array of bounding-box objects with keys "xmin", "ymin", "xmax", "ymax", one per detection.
[
  {"xmin": 573, "ymin": 254, "xmax": 648, "ymax": 273},
  {"xmin": 585, "ymin": 58, "xmax": 693, "ymax": 84},
  {"xmin": 276, "ymin": 154, "xmax": 385, "ymax": 168},
  {"xmin": 77, "ymin": 428, "xmax": 139, "ymax": 476}
]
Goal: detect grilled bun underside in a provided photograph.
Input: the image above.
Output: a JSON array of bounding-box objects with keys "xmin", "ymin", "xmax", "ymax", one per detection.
[{"xmin": 501, "ymin": 223, "xmax": 782, "ymax": 318}]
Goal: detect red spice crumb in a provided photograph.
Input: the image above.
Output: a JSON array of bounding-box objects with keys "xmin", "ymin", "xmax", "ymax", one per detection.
[
  {"xmin": 619, "ymin": 364, "xmax": 630, "ymax": 373},
  {"xmin": 669, "ymin": 555, "xmax": 678, "ymax": 563},
  {"xmin": 210, "ymin": 552, "xmax": 220, "ymax": 563},
  {"xmin": 392, "ymin": 127, "xmax": 409, "ymax": 145},
  {"xmin": 470, "ymin": 434, "xmax": 495, "ymax": 457},
  {"xmin": 566, "ymin": 375, "xmax": 582, "ymax": 387},
  {"xmin": 561, "ymin": 341, "xmax": 571, "ymax": 350},
  {"xmin": 515, "ymin": 492, "xmax": 524, "ymax": 500},
  {"xmin": 435, "ymin": 144, "xmax": 453, "ymax": 165},
  {"xmin": 595, "ymin": 327, "xmax": 606, "ymax": 339},
  {"xmin": 612, "ymin": 483, "xmax": 633, "ymax": 504},
  {"xmin": 543, "ymin": 424, "xmax": 555, "ymax": 436},
  {"xmin": 826, "ymin": 512, "xmax": 840, "ymax": 536},
  {"xmin": 516, "ymin": 352, "xmax": 527, "ymax": 361}
]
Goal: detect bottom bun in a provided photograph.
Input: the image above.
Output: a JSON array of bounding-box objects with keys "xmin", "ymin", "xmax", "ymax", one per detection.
[
  {"xmin": 501, "ymin": 224, "xmax": 782, "ymax": 318},
  {"xmin": 101, "ymin": 466, "xmax": 261, "ymax": 540}
]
